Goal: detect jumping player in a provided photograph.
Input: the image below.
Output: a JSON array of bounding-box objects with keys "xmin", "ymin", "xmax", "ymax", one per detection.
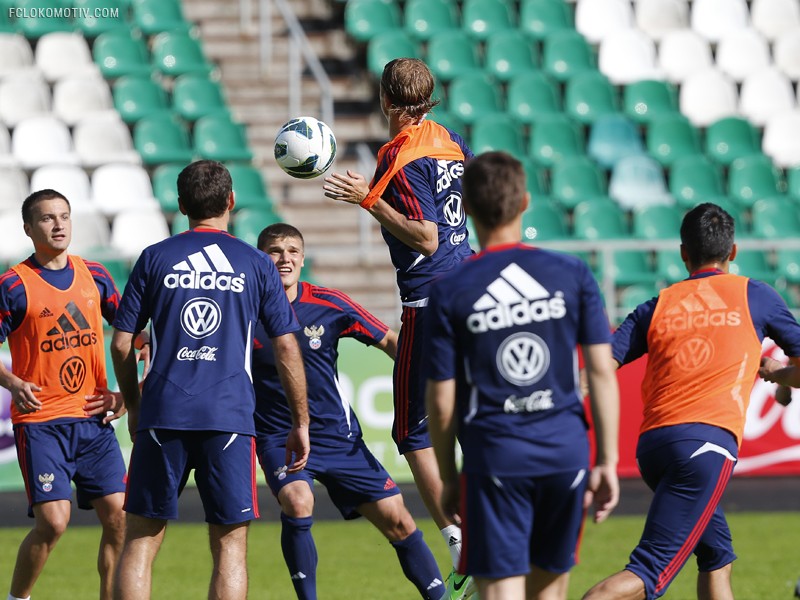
[
  {"xmin": 253, "ymin": 223, "xmax": 447, "ymax": 599},
  {"xmin": 426, "ymin": 152, "xmax": 621, "ymax": 600},
  {"xmin": 583, "ymin": 202, "xmax": 800, "ymax": 600},
  {"xmin": 323, "ymin": 57, "xmax": 475, "ymax": 598},
  {"xmin": 110, "ymin": 161, "xmax": 309, "ymax": 600},
  {"xmin": 0, "ymin": 189, "xmax": 127, "ymax": 600}
]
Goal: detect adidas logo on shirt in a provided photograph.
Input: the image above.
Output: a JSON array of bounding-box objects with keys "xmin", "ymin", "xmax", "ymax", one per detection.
[
  {"xmin": 467, "ymin": 263, "xmax": 566, "ymax": 333},
  {"xmin": 657, "ymin": 279, "xmax": 741, "ymax": 333},
  {"xmin": 163, "ymin": 243, "xmax": 246, "ymax": 293},
  {"xmin": 40, "ymin": 301, "xmax": 98, "ymax": 353},
  {"xmin": 39, "ymin": 307, "xmax": 53, "ymax": 318}
]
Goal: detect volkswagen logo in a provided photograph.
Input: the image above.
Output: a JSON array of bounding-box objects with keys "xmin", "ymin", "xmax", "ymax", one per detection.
[
  {"xmin": 181, "ymin": 297, "xmax": 222, "ymax": 339},
  {"xmin": 496, "ymin": 332, "xmax": 550, "ymax": 386},
  {"xmin": 59, "ymin": 356, "xmax": 86, "ymax": 394},
  {"xmin": 675, "ymin": 336, "xmax": 714, "ymax": 371},
  {"xmin": 443, "ymin": 194, "xmax": 465, "ymax": 228}
]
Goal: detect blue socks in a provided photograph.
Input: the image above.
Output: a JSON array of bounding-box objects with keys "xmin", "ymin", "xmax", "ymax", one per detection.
[
  {"xmin": 391, "ymin": 529, "xmax": 446, "ymax": 600},
  {"xmin": 281, "ymin": 514, "xmax": 318, "ymax": 600}
]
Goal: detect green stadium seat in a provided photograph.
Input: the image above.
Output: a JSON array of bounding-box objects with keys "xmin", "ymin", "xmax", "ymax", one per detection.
[
  {"xmin": 633, "ymin": 204, "xmax": 683, "ymax": 239},
  {"xmin": 705, "ymin": 117, "xmax": 762, "ymax": 167},
  {"xmin": 404, "ymin": 0, "xmax": 458, "ymax": 41},
  {"xmin": 587, "ymin": 113, "xmax": 645, "ymax": 170},
  {"xmin": 15, "ymin": 0, "xmax": 72, "ymax": 37},
  {"xmin": 232, "ymin": 208, "xmax": 282, "ymax": 247},
  {"xmin": 656, "ymin": 250, "xmax": 686, "ymax": 284},
  {"xmin": 430, "ymin": 111, "xmax": 467, "ymax": 138},
  {"xmin": 151, "ymin": 31, "xmax": 213, "ymax": 77},
  {"xmin": 519, "ymin": 0, "xmax": 573, "ymax": 41},
  {"xmin": 367, "ymin": 30, "xmax": 420, "ymax": 77},
  {"xmin": 193, "ymin": 114, "xmax": 254, "ymax": 162},
  {"xmin": 728, "ymin": 154, "xmax": 787, "ymax": 206},
  {"xmin": 74, "ymin": 0, "xmax": 128, "ymax": 37},
  {"xmin": 542, "ymin": 30, "xmax": 595, "ymax": 82},
  {"xmin": 228, "ymin": 163, "xmax": 271, "ymax": 211},
  {"xmin": 134, "ymin": 114, "xmax": 194, "ymax": 165},
  {"xmin": 550, "ymin": 156, "xmax": 606, "ymax": 209},
  {"xmin": 564, "ymin": 70, "xmax": 619, "ymax": 124},
  {"xmin": 623, "ymin": 80, "xmax": 679, "ymax": 125},
  {"xmin": 506, "ymin": 70, "xmax": 561, "ymax": 124},
  {"xmin": 751, "ymin": 196, "xmax": 800, "ymax": 238},
  {"xmin": 466, "ymin": 215, "xmax": 479, "ymax": 248},
  {"xmin": 462, "ymin": 0, "xmax": 516, "ymax": 41},
  {"xmin": 573, "ymin": 197, "xmax": 628, "ymax": 240},
  {"xmin": 728, "ymin": 249, "xmax": 776, "ymax": 283},
  {"xmin": 171, "ymin": 211, "xmax": 189, "ymax": 234},
  {"xmin": 521, "ymin": 157, "xmax": 549, "ymax": 199},
  {"xmin": 133, "ymin": 0, "xmax": 191, "ymax": 36},
  {"xmin": 345, "ymin": 0, "xmax": 402, "ymax": 43},
  {"xmin": 113, "ymin": 76, "xmax": 170, "ymax": 124},
  {"xmin": 172, "ymin": 74, "xmax": 229, "ymax": 121},
  {"xmin": 484, "ymin": 30, "xmax": 538, "ymax": 82},
  {"xmin": 93, "ymin": 31, "xmax": 152, "ymax": 78},
  {"xmin": 470, "ymin": 113, "xmax": 525, "ymax": 156},
  {"xmin": 528, "ymin": 113, "xmax": 584, "ymax": 167},
  {"xmin": 646, "ymin": 114, "xmax": 702, "ymax": 167},
  {"xmin": 618, "ymin": 284, "xmax": 658, "ymax": 317},
  {"xmin": 521, "ymin": 200, "xmax": 568, "ymax": 241},
  {"xmin": 611, "ymin": 251, "xmax": 658, "ymax": 287},
  {"xmin": 152, "ymin": 163, "xmax": 185, "ymax": 212},
  {"xmin": 447, "ymin": 71, "xmax": 502, "ymax": 124},
  {"xmin": 669, "ymin": 156, "xmax": 724, "ymax": 208},
  {"xmin": 0, "ymin": 7, "xmax": 15, "ymax": 33},
  {"xmin": 777, "ymin": 249, "xmax": 800, "ymax": 283},
  {"xmin": 788, "ymin": 167, "xmax": 800, "ymax": 200},
  {"xmin": 426, "ymin": 29, "xmax": 481, "ymax": 82}
]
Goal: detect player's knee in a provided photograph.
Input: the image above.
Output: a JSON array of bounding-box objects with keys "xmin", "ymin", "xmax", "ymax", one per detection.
[
  {"xmin": 383, "ymin": 508, "xmax": 418, "ymax": 542},
  {"xmin": 35, "ymin": 513, "xmax": 69, "ymax": 542},
  {"xmin": 278, "ymin": 484, "xmax": 314, "ymax": 518}
]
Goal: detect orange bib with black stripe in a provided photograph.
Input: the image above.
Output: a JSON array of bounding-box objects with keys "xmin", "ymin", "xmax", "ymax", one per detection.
[
  {"xmin": 9, "ymin": 257, "xmax": 107, "ymax": 424},
  {"xmin": 642, "ymin": 274, "xmax": 761, "ymax": 446}
]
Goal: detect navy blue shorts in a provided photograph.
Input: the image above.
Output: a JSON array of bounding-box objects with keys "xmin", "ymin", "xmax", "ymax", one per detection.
[
  {"xmin": 14, "ymin": 419, "xmax": 126, "ymax": 517},
  {"xmin": 627, "ymin": 424, "xmax": 738, "ymax": 599},
  {"xmin": 460, "ymin": 468, "xmax": 589, "ymax": 579},
  {"xmin": 393, "ymin": 305, "xmax": 431, "ymax": 454},
  {"xmin": 125, "ymin": 429, "xmax": 259, "ymax": 525},
  {"xmin": 258, "ymin": 436, "xmax": 400, "ymax": 520}
]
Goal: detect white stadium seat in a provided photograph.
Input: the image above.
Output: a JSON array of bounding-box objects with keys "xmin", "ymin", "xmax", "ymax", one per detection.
[
  {"xmin": 0, "ymin": 123, "xmax": 16, "ymax": 167},
  {"xmin": 12, "ymin": 116, "xmax": 78, "ymax": 169},
  {"xmin": 635, "ymin": 0, "xmax": 689, "ymax": 41},
  {"xmin": 599, "ymin": 29, "xmax": 660, "ymax": 85},
  {"xmin": 0, "ymin": 73, "xmax": 51, "ymax": 128},
  {"xmin": 658, "ymin": 29, "xmax": 713, "ymax": 83},
  {"xmin": 751, "ymin": 0, "xmax": 800, "ymax": 41},
  {"xmin": 110, "ymin": 209, "xmax": 170, "ymax": 259},
  {"xmin": 740, "ymin": 68, "xmax": 796, "ymax": 127},
  {"xmin": 0, "ymin": 167, "xmax": 28, "ymax": 211},
  {"xmin": 73, "ymin": 113, "xmax": 141, "ymax": 168},
  {"xmin": 53, "ymin": 75, "xmax": 114, "ymax": 126},
  {"xmin": 68, "ymin": 210, "xmax": 112, "ymax": 255},
  {"xmin": 715, "ymin": 29, "xmax": 771, "ymax": 83},
  {"xmin": 609, "ymin": 155, "xmax": 673, "ymax": 210},
  {"xmin": 763, "ymin": 110, "xmax": 800, "ymax": 168},
  {"xmin": 92, "ymin": 163, "xmax": 160, "ymax": 216},
  {"xmin": 30, "ymin": 164, "xmax": 94, "ymax": 212},
  {"xmin": 690, "ymin": 0, "xmax": 749, "ymax": 43},
  {"xmin": 0, "ymin": 210, "xmax": 35, "ymax": 262},
  {"xmin": 774, "ymin": 30, "xmax": 800, "ymax": 80},
  {"xmin": 0, "ymin": 34, "xmax": 35, "ymax": 78},
  {"xmin": 34, "ymin": 32, "xmax": 98, "ymax": 82},
  {"xmin": 680, "ymin": 68, "xmax": 738, "ymax": 127},
  {"xmin": 575, "ymin": 0, "xmax": 634, "ymax": 44}
]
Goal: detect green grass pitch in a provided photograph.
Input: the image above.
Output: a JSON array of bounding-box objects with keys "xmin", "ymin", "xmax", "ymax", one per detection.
[{"xmin": 1, "ymin": 512, "xmax": 797, "ymax": 598}]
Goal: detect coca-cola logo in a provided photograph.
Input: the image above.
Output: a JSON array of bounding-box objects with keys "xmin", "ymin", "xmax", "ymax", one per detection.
[{"xmin": 176, "ymin": 346, "xmax": 218, "ymax": 362}]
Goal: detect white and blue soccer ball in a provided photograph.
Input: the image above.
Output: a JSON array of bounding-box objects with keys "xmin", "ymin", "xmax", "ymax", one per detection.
[{"xmin": 274, "ymin": 116, "xmax": 337, "ymax": 179}]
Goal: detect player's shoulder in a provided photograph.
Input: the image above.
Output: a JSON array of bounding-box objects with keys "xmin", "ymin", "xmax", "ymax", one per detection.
[
  {"xmin": 0, "ymin": 266, "xmax": 20, "ymax": 291},
  {"xmin": 300, "ymin": 282, "xmax": 355, "ymax": 311}
]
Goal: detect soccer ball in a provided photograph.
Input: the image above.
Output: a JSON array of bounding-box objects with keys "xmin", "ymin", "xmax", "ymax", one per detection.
[{"xmin": 274, "ymin": 116, "xmax": 337, "ymax": 179}]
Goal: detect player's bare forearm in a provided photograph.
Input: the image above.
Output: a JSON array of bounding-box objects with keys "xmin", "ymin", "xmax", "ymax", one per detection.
[
  {"xmin": 425, "ymin": 378, "xmax": 458, "ymax": 485},
  {"xmin": 376, "ymin": 329, "xmax": 398, "ymax": 360},
  {"xmin": 760, "ymin": 356, "xmax": 800, "ymax": 388},
  {"xmin": 0, "ymin": 355, "xmax": 42, "ymax": 412},
  {"xmin": 110, "ymin": 329, "xmax": 141, "ymax": 418},
  {"xmin": 272, "ymin": 332, "xmax": 309, "ymax": 429},
  {"xmin": 367, "ymin": 200, "xmax": 439, "ymax": 256},
  {"xmin": 583, "ymin": 343, "xmax": 620, "ymax": 468}
]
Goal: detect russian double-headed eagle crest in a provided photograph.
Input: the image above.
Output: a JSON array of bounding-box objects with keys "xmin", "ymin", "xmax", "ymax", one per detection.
[{"xmin": 304, "ymin": 325, "xmax": 324, "ymax": 350}]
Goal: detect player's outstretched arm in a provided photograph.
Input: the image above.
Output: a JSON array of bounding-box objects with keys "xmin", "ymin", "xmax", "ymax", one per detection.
[
  {"xmin": 110, "ymin": 329, "xmax": 141, "ymax": 439},
  {"xmin": 375, "ymin": 329, "xmax": 399, "ymax": 360},
  {"xmin": 272, "ymin": 332, "xmax": 310, "ymax": 473},
  {"xmin": 759, "ymin": 356, "xmax": 800, "ymax": 403},
  {"xmin": 426, "ymin": 378, "xmax": 460, "ymax": 522},
  {"xmin": 582, "ymin": 342, "xmax": 620, "ymax": 524}
]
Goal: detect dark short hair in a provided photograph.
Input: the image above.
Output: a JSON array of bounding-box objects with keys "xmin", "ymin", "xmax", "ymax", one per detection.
[
  {"xmin": 22, "ymin": 189, "xmax": 70, "ymax": 224},
  {"xmin": 380, "ymin": 58, "xmax": 440, "ymax": 121},
  {"xmin": 680, "ymin": 202, "xmax": 735, "ymax": 266},
  {"xmin": 177, "ymin": 160, "xmax": 232, "ymax": 220},
  {"xmin": 462, "ymin": 151, "xmax": 527, "ymax": 229},
  {"xmin": 257, "ymin": 223, "xmax": 305, "ymax": 252}
]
